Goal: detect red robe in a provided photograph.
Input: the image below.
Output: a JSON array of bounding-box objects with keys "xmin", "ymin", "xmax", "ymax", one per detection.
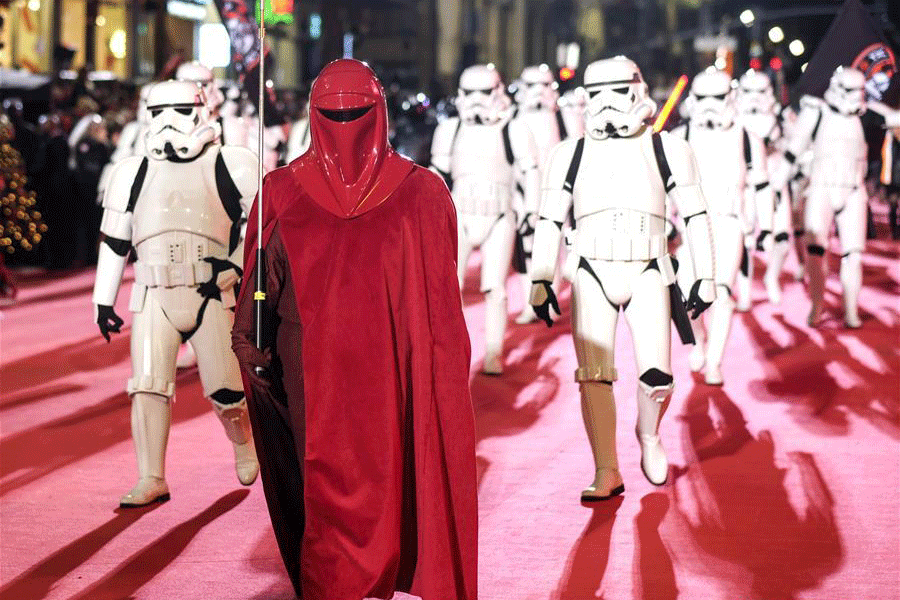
[{"xmin": 233, "ymin": 160, "xmax": 477, "ymax": 600}]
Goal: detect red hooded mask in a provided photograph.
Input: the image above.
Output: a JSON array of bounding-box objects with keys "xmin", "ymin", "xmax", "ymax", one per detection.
[{"xmin": 290, "ymin": 59, "xmax": 413, "ymax": 218}]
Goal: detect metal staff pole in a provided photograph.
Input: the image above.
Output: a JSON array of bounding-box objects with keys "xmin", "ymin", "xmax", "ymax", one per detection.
[{"xmin": 253, "ymin": 3, "xmax": 267, "ymax": 370}]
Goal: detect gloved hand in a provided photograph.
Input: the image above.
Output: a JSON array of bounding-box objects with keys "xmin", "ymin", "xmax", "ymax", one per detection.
[
  {"xmin": 685, "ymin": 279, "xmax": 716, "ymax": 319},
  {"xmin": 517, "ymin": 212, "xmax": 536, "ymax": 237},
  {"xmin": 96, "ymin": 304, "xmax": 124, "ymax": 342},
  {"xmin": 756, "ymin": 230, "xmax": 772, "ymax": 252},
  {"xmin": 233, "ymin": 344, "xmax": 272, "ymax": 389},
  {"xmin": 197, "ymin": 257, "xmax": 242, "ymax": 300},
  {"xmin": 530, "ymin": 280, "xmax": 560, "ymax": 328}
]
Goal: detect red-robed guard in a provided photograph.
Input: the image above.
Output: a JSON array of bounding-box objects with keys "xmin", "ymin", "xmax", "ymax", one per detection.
[{"xmin": 231, "ymin": 59, "xmax": 478, "ymax": 600}]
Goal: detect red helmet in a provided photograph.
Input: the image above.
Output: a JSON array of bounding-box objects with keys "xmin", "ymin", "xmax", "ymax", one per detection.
[{"xmin": 292, "ymin": 59, "xmax": 412, "ymax": 218}]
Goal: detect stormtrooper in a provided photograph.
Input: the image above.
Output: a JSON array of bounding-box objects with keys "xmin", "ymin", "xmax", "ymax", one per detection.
[
  {"xmin": 736, "ymin": 69, "xmax": 792, "ymax": 305},
  {"xmin": 93, "ymin": 80, "xmax": 260, "ymax": 507},
  {"xmin": 773, "ymin": 67, "xmax": 871, "ymax": 328},
  {"xmin": 512, "ymin": 64, "xmax": 573, "ymax": 324},
  {"xmin": 674, "ymin": 68, "xmax": 771, "ymax": 385},
  {"xmin": 430, "ymin": 64, "xmax": 540, "ymax": 374},
  {"xmin": 529, "ymin": 56, "xmax": 716, "ymax": 500},
  {"xmin": 177, "ymin": 61, "xmax": 253, "ymax": 149}
]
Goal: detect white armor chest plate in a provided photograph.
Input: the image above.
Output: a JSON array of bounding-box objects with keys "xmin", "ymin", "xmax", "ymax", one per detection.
[
  {"xmin": 132, "ymin": 147, "xmax": 231, "ymax": 249},
  {"xmin": 740, "ymin": 112, "xmax": 778, "ymax": 144},
  {"xmin": 688, "ymin": 125, "xmax": 746, "ymax": 215},
  {"xmin": 451, "ymin": 123, "xmax": 515, "ymax": 216},
  {"xmin": 521, "ymin": 110, "xmax": 561, "ymax": 167},
  {"xmin": 811, "ymin": 110, "xmax": 866, "ymax": 187},
  {"xmin": 571, "ymin": 133, "xmax": 668, "ymax": 261}
]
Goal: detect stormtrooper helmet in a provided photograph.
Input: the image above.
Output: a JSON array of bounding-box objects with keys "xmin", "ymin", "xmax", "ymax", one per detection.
[
  {"xmin": 456, "ymin": 64, "xmax": 511, "ymax": 125},
  {"xmin": 583, "ymin": 56, "xmax": 657, "ymax": 140},
  {"xmin": 824, "ymin": 66, "xmax": 866, "ymax": 116},
  {"xmin": 220, "ymin": 84, "xmax": 243, "ymax": 119},
  {"xmin": 736, "ymin": 69, "xmax": 776, "ymax": 116},
  {"xmin": 176, "ymin": 61, "xmax": 225, "ymax": 114},
  {"xmin": 516, "ymin": 64, "xmax": 559, "ymax": 111},
  {"xmin": 687, "ymin": 67, "xmax": 736, "ymax": 128},
  {"xmin": 145, "ymin": 80, "xmax": 220, "ymax": 161}
]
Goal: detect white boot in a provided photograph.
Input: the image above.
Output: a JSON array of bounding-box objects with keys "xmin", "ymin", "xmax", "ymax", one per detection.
[
  {"xmin": 840, "ymin": 251, "xmax": 862, "ymax": 328},
  {"xmin": 121, "ymin": 393, "xmax": 171, "ymax": 507},
  {"xmin": 515, "ymin": 274, "xmax": 539, "ymax": 324},
  {"xmin": 482, "ymin": 289, "xmax": 507, "ymax": 375},
  {"xmin": 579, "ymin": 381, "xmax": 624, "ymax": 501},
  {"xmin": 704, "ymin": 288, "xmax": 734, "ymax": 386},
  {"xmin": 764, "ymin": 241, "xmax": 789, "ymax": 305},
  {"xmin": 212, "ymin": 398, "xmax": 259, "ymax": 485},
  {"xmin": 636, "ymin": 382, "xmax": 671, "ymax": 485}
]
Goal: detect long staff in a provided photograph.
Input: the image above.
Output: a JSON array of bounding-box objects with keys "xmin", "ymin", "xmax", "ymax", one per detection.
[{"xmin": 253, "ymin": 4, "xmax": 267, "ymax": 369}]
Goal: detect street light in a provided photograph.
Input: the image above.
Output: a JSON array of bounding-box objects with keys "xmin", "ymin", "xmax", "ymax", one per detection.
[
  {"xmin": 768, "ymin": 26, "xmax": 785, "ymax": 44},
  {"xmin": 789, "ymin": 39, "xmax": 805, "ymax": 56},
  {"xmin": 739, "ymin": 9, "xmax": 755, "ymax": 26}
]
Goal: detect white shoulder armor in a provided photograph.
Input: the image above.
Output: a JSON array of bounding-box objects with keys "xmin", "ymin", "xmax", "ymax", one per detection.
[
  {"xmin": 103, "ymin": 156, "xmax": 147, "ymax": 212},
  {"xmin": 431, "ymin": 117, "xmax": 460, "ymax": 155},
  {"xmin": 658, "ymin": 131, "xmax": 700, "ymax": 188},
  {"xmin": 800, "ymin": 95, "xmax": 824, "ymax": 111},
  {"xmin": 506, "ymin": 118, "xmax": 539, "ymax": 170},
  {"xmin": 219, "ymin": 146, "xmax": 260, "ymax": 213}
]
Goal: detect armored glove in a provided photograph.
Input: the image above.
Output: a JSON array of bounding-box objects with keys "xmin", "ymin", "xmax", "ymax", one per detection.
[
  {"xmin": 96, "ymin": 304, "xmax": 124, "ymax": 342},
  {"xmin": 197, "ymin": 257, "xmax": 243, "ymax": 301},
  {"xmin": 685, "ymin": 279, "xmax": 716, "ymax": 319},
  {"xmin": 530, "ymin": 280, "xmax": 560, "ymax": 328}
]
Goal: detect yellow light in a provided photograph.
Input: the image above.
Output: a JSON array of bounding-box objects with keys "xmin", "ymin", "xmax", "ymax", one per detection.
[
  {"xmin": 789, "ymin": 39, "xmax": 805, "ymax": 56},
  {"xmin": 654, "ymin": 74, "xmax": 688, "ymax": 133},
  {"xmin": 96, "ymin": 15, "xmax": 107, "ymax": 27},
  {"xmin": 109, "ymin": 30, "xmax": 127, "ymax": 60},
  {"xmin": 739, "ymin": 9, "xmax": 754, "ymax": 26},
  {"xmin": 768, "ymin": 26, "xmax": 785, "ymax": 44},
  {"xmin": 27, "ymin": 0, "xmax": 41, "ymax": 11}
]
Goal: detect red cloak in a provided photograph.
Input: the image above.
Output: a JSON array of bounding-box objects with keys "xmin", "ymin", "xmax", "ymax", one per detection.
[{"xmin": 234, "ymin": 147, "xmax": 477, "ymax": 599}]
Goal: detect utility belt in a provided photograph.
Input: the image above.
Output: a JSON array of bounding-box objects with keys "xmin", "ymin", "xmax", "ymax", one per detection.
[
  {"xmin": 573, "ymin": 233, "xmax": 668, "ymax": 262},
  {"xmin": 134, "ymin": 232, "xmax": 227, "ymax": 288},
  {"xmin": 134, "ymin": 261, "xmax": 213, "ymax": 288},
  {"xmin": 454, "ymin": 178, "xmax": 513, "ymax": 216}
]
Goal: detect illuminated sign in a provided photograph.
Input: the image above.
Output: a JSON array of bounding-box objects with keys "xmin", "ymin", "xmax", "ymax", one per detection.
[{"xmin": 264, "ymin": 0, "xmax": 293, "ymax": 25}]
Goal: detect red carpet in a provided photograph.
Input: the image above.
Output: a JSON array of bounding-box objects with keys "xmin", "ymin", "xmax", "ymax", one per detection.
[{"xmin": 1, "ymin": 236, "xmax": 898, "ymax": 599}]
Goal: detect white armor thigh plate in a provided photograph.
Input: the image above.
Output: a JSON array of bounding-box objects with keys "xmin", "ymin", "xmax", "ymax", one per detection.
[
  {"xmin": 572, "ymin": 133, "xmax": 666, "ymax": 221},
  {"xmin": 131, "ymin": 149, "xmax": 233, "ymax": 247},
  {"xmin": 575, "ymin": 209, "xmax": 668, "ymax": 261},
  {"xmin": 459, "ymin": 212, "xmax": 508, "ymax": 247},
  {"xmin": 710, "ymin": 214, "xmax": 745, "ymax": 286},
  {"xmin": 134, "ymin": 232, "xmax": 228, "ymax": 288},
  {"xmin": 453, "ymin": 176, "xmax": 513, "ymax": 216}
]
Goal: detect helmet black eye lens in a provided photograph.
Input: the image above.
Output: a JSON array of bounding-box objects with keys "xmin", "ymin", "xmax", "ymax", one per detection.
[
  {"xmin": 613, "ymin": 87, "xmax": 629, "ymax": 94},
  {"xmin": 318, "ymin": 106, "xmax": 373, "ymax": 122},
  {"xmin": 151, "ymin": 109, "xmax": 162, "ymax": 118},
  {"xmin": 175, "ymin": 107, "xmax": 194, "ymax": 115},
  {"xmin": 588, "ymin": 90, "xmax": 601, "ymax": 99}
]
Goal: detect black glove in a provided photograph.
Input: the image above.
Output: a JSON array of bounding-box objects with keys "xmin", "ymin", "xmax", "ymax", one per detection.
[
  {"xmin": 517, "ymin": 212, "xmax": 536, "ymax": 237},
  {"xmin": 97, "ymin": 304, "xmax": 124, "ymax": 342},
  {"xmin": 685, "ymin": 279, "xmax": 714, "ymax": 319},
  {"xmin": 531, "ymin": 280, "xmax": 560, "ymax": 328},
  {"xmin": 756, "ymin": 230, "xmax": 771, "ymax": 252},
  {"xmin": 197, "ymin": 257, "xmax": 242, "ymax": 300}
]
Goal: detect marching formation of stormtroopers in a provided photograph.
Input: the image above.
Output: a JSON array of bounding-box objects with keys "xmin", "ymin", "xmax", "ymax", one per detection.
[
  {"xmin": 95, "ymin": 56, "xmax": 891, "ymax": 506},
  {"xmin": 674, "ymin": 68, "xmax": 772, "ymax": 385},
  {"xmin": 430, "ymin": 63, "xmax": 540, "ymax": 375}
]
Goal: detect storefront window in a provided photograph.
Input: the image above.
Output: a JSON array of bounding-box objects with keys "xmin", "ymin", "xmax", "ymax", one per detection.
[{"xmin": 1, "ymin": 0, "xmax": 55, "ymax": 72}]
